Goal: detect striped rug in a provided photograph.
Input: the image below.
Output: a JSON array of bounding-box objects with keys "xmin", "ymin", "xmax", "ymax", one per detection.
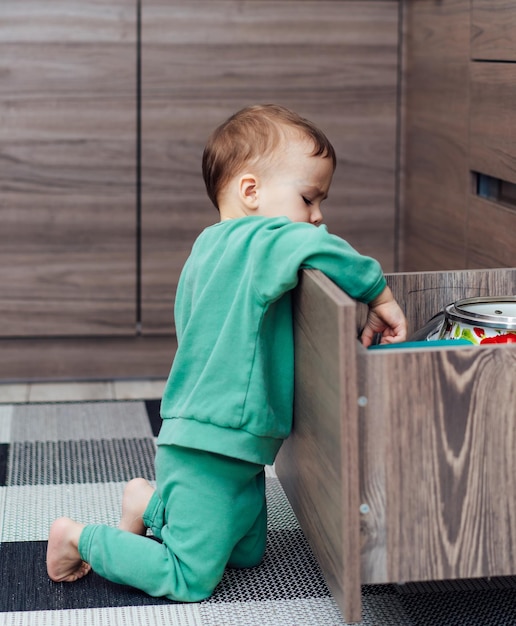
[{"xmin": 1, "ymin": 400, "xmax": 516, "ymax": 625}]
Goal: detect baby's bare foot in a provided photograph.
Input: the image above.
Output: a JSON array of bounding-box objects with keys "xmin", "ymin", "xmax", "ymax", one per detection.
[
  {"xmin": 47, "ymin": 517, "xmax": 90, "ymax": 582},
  {"xmin": 119, "ymin": 477, "xmax": 155, "ymax": 535}
]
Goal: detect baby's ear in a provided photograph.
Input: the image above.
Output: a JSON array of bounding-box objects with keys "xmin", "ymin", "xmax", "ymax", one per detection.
[{"xmin": 239, "ymin": 173, "xmax": 259, "ymax": 210}]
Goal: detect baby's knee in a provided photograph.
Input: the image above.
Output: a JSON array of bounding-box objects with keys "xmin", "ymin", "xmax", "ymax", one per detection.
[
  {"xmin": 163, "ymin": 575, "xmax": 218, "ymax": 603},
  {"xmin": 227, "ymin": 538, "xmax": 266, "ymax": 570},
  {"xmin": 226, "ymin": 521, "xmax": 267, "ymax": 570},
  {"xmin": 227, "ymin": 552, "xmax": 264, "ymax": 569}
]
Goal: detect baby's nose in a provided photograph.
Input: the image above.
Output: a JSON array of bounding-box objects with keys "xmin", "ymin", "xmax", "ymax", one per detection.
[{"xmin": 310, "ymin": 207, "xmax": 323, "ymax": 225}]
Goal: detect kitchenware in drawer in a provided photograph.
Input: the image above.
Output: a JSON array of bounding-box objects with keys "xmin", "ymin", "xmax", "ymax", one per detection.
[{"xmin": 439, "ymin": 296, "xmax": 516, "ymax": 344}]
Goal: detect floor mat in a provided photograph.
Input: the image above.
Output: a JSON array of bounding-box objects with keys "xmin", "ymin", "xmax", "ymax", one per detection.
[{"xmin": 1, "ymin": 401, "xmax": 516, "ymax": 625}]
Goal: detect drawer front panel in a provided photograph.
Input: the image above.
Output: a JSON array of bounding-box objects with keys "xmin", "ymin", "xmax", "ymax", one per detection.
[
  {"xmin": 467, "ymin": 197, "xmax": 516, "ymax": 269},
  {"xmin": 472, "ymin": 0, "xmax": 516, "ymax": 61},
  {"xmin": 470, "ymin": 63, "xmax": 516, "ymax": 186}
]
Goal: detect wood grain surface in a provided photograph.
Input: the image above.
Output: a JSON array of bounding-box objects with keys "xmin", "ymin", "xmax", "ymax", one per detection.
[
  {"xmin": 400, "ymin": 0, "xmax": 470, "ymax": 270},
  {"xmin": 467, "ymin": 198, "xmax": 516, "ymax": 269},
  {"xmin": 386, "ymin": 268, "xmax": 516, "ymax": 336},
  {"xmin": 472, "ymin": 0, "xmax": 516, "ymax": 62},
  {"xmin": 275, "ymin": 269, "xmax": 362, "ymax": 623},
  {"xmin": 470, "ymin": 62, "xmax": 516, "ymax": 187},
  {"xmin": 0, "ymin": 335, "xmax": 176, "ymax": 382},
  {"xmin": 141, "ymin": 0, "xmax": 398, "ymax": 333},
  {"xmin": 0, "ymin": 0, "xmax": 137, "ymax": 337},
  {"xmin": 277, "ymin": 267, "xmax": 516, "ymax": 622},
  {"xmin": 360, "ymin": 343, "xmax": 516, "ymax": 584}
]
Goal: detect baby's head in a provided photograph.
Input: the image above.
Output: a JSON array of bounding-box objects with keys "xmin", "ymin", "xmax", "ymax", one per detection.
[{"xmin": 202, "ymin": 104, "xmax": 336, "ymax": 211}]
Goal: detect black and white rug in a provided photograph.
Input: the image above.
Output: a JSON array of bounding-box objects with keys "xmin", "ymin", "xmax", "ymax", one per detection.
[{"xmin": 1, "ymin": 400, "xmax": 516, "ymax": 625}]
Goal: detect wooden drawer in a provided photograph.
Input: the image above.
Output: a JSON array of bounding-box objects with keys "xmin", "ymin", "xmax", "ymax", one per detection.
[
  {"xmin": 470, "ymin": 62, "xmax": 516, "ymax": 186},
  {"xmin": 276, "ymin": 268, "xmax": 516, "ymax": 623},
  {"xmin": 472, "ymin": 0, "xmax": 516, "ymax": 61}
]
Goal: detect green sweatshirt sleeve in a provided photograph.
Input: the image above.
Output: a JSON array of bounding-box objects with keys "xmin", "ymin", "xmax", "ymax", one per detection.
[{"xmin": 251, "ymin": 220, "xmax": 386, "ymax": 305}]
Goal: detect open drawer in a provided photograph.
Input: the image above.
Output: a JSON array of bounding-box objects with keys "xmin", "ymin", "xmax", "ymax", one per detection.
[{"xmin": 275, "ymin": 267, "xmax": 516, "ymax": 623}]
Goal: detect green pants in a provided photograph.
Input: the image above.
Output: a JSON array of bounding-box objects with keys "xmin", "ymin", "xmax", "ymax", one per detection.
[{"xmin": 78, "ymin": 444, "xmax": 267, "ymax": 601}]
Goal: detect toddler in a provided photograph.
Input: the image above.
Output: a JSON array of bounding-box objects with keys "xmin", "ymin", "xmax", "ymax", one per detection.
[{"xmin": 47, "ymin": 104, "xmax": 407, "ymax": 600}]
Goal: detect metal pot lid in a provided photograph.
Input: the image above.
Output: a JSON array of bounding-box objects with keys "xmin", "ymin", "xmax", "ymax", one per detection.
[{"xmin": 444, "ymin": 296, "xmax": 516, "ymax": 330}]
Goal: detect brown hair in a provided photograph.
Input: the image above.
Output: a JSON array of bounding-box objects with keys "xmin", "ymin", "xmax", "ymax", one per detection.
[{"xmin": 202, "ymin": 104, "xmax": 337, "ymax": 210}]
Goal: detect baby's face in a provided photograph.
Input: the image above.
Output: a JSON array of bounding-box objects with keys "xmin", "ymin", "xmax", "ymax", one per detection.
[{"xmin": 254, "ymin": 138, "xmax": 334, "ymax": 225}]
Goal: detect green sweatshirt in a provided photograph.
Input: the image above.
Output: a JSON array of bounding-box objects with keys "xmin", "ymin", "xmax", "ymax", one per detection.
[{"xmin": 158, "ymin": 216, "xmax": 386, "ymax": 465}]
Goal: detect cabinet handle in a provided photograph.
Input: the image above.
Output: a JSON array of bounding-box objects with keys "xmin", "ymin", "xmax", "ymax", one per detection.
[{"xmin": 475, "ymin": 172, "xmax": 516, "ymax": 210}]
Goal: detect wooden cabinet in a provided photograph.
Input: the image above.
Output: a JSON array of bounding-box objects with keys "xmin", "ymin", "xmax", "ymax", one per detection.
[
  {"xmin": 401, "ymin": 0, "xmax": 516, "ymax": 272},
  {"xmin": 141, "ymin": 0, "xmax": 399, "ymax": 333},
  {"xmin": 468, "ymin": 29, "xmax": 516, "ymax": 269},
  {"xmin": 0, "ymin": 0, "xmax": 399, "ymax": 379},
  {"xmin": 0, "ymin": 0, "xmax": 137, "ymax": 337}
]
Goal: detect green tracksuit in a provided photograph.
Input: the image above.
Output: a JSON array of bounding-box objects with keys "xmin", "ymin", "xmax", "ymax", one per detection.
[{"xmin": 78, "ymin": 216, "xmax": 386, "ymax": 600}]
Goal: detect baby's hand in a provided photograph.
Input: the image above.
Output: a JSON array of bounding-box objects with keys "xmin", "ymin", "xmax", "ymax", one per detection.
[{"xmin": 360, "ymin": 286, "xmax": 407, "ymax": 347}]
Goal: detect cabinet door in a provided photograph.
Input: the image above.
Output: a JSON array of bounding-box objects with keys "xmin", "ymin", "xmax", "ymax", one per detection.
[
  {"xmin": 141, "ymin": 0, "xmax": 398, "ymax": 333},
  {"xmin": 401, "ymin": 0, "xmax": 471, "ymax": 271},
  {"xmin": 472, "ymin": 0, "xmax": 516, "ymax": 61},
  {"xmin": 468, "ymin": 62, "xmax": 516, "ymax": 269},
  {"xmin": 0, "ymin": 0, "xmax": 137, "ymax": 337}
]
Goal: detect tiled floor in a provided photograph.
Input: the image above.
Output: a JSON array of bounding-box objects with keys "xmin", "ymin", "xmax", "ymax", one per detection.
[{"xmin": 0, "ymin": 379, "xmax": 167, "ymax": 404}]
